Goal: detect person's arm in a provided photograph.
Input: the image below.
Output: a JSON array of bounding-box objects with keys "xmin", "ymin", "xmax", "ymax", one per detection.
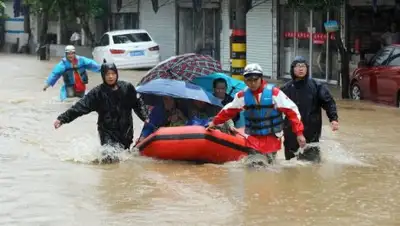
[
  {"xmin": 317, "ymin": 83, "xmax": 338, "ymax": 122},
  {"xmin": 271, "ymin": 87, "xmax": 304, "ymax": 136},
  {"xmin": 57, "ymin": 88, "xmax": 98, "ymax": 124},
  {"xmin": 225, "ymin": 119, "xmax": 235, "ymax": 128},
  {"xmin": 81, "ymin": 56, "xmax": 101, "ymax": 72},
  {"xmin": 127, "ymin": 83, "xmax": 147, "ymax": 122},
  {"xmin": 139, "ymin": 106, "xmax": 164, "ymax": 138},
  {"xmin": 212, "ymin": 91, "xmax": 245, "ymax": 125},
  {"xmin": 44, "ymin": 61, "xmax": 66, "ymax": 89}
]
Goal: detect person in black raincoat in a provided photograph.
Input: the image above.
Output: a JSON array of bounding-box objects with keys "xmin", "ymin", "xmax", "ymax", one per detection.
[
  {"xmin": 53, "ymin": 62, "xmax": 147, "ymax": 153},
  {"xmin": 280, "ymin": 56, "xmax": 339, "ymax": 163}
]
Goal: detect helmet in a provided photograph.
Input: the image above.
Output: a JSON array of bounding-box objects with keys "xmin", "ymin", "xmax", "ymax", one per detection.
[
  {"xmin": 65, "ymin": 45, "xmax": 76, "ymax": 53},
  {"xmin": 243, "ymin": 63, "xmax": 263, "ymax": 78}
]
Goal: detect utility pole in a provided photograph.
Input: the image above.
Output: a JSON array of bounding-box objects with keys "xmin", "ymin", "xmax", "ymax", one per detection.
[{"xmin": 230, "ymin": 0, "xmax": 247, "ymax": 81}]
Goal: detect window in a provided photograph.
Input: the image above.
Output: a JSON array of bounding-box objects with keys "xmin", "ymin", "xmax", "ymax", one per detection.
[
  {"xmin": 113, "ymin": 13, "xmax": 139, "ymax": 30},
  {"xmin": 99, "ymin": 34, "xmax": 109, "ymax": 46},
  {"xmin": 279, "ymin": 5, "xmax": 295, "ymax": 48},
  {"xmin": 370, "ymin": 47, "xmax": 393, "ymax": 66},
  {"xmin": 112, "ymin": 33, "xmax": 152, "ymax": 44}
]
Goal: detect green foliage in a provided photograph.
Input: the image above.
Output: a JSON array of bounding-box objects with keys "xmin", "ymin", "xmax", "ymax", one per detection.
[
  {"xmin": 287, "ymin": 0, "xmax": 344, "ymax": 11},
  {"xmin": 24, "ymin": 0, "xmax": 106, "ymax": 18},
  {"xmin": 24, "ymin": 0, "xmax": 58, "ymax": 16},
  {"xmin": 58, "ymin": 0, "xmax": 106, "ymax": 18}
]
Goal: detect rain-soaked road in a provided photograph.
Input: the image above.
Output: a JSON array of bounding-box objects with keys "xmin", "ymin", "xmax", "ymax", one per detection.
[{"xmin": 1, "ymin": 54, "xmax": 400, "ymax": 226}]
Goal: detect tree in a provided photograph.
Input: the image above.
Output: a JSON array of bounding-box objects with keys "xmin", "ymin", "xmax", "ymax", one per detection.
[
  {"xmin": 59, "ymin": 0, "xmax": 107, "ymax": 45},
  {"xmin": 24, "ymin": 0, "xmax": 58, "ymax": 46},
  {"xmin": 287, "ymin": 0, "xmax": 350, "ymax": 99}
]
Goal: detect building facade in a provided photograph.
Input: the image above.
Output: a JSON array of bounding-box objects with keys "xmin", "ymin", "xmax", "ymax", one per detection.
[
  {"xmin": 9, "ymin": 0, "xmax": 392, "ymax": 86},
  {"xmin": 134, "ymin": 0, "xmax": 276, "ymax": 78}
]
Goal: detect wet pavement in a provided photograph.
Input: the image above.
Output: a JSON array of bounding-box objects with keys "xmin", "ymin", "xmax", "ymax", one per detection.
[{"xmin": 0, "ymin": 54, "xmax": 400, "ymax": 226}]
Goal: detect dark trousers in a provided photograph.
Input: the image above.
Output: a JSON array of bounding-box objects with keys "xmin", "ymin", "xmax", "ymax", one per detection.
[{"xmin": 96, "ymin": 130, "xmax": 132, "ymax": 164}]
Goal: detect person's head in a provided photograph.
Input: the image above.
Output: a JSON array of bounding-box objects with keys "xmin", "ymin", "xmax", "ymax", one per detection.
[
  {"xmin": 213, "ymin": 78, "xmax": 228, "ymax": 99},
  {"xmin": 100, "ymin": 62, "xmax": 118, "ymax": 86},
  {"xmin": 290, "ymin": 56, "xmax": 309, "ymax": 80},
  {"xmin": 65, "ymin": 45, "xmax": 76, "ymax": 61},
  {"xmin": 243, "ymin": 63, "xmax": 263, "ymax": 91},
  {"xmin": 162, "ymin": 96, "xmax": 175, "ymax": 110}
]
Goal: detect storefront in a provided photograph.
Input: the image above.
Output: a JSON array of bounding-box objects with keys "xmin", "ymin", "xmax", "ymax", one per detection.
[{"xmin": 277, "ymin": 2, "xmax": 343, "ymax": 84}]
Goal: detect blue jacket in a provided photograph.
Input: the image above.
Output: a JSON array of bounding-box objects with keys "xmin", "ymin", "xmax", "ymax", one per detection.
[
  {"xmin": 243, "ymin": 84, "xmax": 284, "ymax": 136},
  {"xmin": 140, "ymin": 105, "xmax": 168, "ymax": 138},
  {"xmin": 45, "ymin": 55, "xmax": 100, "ymax": 87}
]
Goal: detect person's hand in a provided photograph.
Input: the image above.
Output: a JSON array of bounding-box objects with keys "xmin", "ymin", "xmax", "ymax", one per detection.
[
  {"xmin": 296, "ymin": 134, "xmax": 306, "ymax": 148},
  {"xmin": 43, "ymin": 84, "xmax": 49, "ymax": 91},
  {"xmin": 228, "ymin": 126, "xmax": 238, "ymax": 134},
  {"xmin": 54, "ymin": 120, "xmax": 62, "ymax": 129},
  {"xmin": 206, "ymin": 122, "xmax": 216, "ymax": 131},
  {"xmin": 136, "ymin": 137, "xmax": 144, "ymax": 144},
  {"xmin": 331, "ymin": 121, "xmax": 339, "ymax": 131}
]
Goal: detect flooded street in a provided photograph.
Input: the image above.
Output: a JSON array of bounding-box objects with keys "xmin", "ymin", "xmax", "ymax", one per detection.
[{"xmin": 1, "ymin": 54, "xmax": 400, "ymax": 226}]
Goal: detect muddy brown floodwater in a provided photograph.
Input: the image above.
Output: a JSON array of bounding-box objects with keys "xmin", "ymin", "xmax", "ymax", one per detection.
[{"xmin": 1, "ymin": 54, "xmax": 400, "ymax": 226}]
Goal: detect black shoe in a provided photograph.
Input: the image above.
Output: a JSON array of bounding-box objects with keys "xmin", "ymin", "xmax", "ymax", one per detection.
[{"xmin": 298, "ymin": 146, "xmax": 321, "ymax": 163}]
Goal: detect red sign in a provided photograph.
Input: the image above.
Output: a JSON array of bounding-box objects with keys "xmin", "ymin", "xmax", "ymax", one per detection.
[{"xmin": 284, "ymin": 32, "xmax": 335, "ymax": 40}]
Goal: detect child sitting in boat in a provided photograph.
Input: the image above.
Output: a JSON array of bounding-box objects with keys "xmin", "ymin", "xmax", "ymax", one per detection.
[{"xmin": 138, "ymin": 96, "xmax": 188, "ymax": 142}]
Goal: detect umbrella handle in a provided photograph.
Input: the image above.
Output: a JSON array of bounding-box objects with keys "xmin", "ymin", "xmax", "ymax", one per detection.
[{"xmin": 228, "ymin": 85, "xmax": 238, "ymax": 97}]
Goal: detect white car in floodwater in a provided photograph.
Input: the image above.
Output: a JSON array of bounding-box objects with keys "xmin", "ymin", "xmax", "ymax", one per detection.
[{"xmin": 92, "ymin": 29, "xmax": 161, "ymax": 69}]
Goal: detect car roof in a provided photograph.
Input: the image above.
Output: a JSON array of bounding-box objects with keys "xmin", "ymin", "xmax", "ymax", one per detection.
[{"xmin": 106, "ymin": 29, "xmax": 149, "ymax": 36}]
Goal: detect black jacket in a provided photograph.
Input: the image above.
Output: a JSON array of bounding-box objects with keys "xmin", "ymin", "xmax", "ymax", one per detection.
[
  {"xmin": 280, "ymin": 78, "xmax": 338, "ymax": 150},
  {"xmin": 57, "ymin": 81, "xmax": 146, "ymax": 149}
]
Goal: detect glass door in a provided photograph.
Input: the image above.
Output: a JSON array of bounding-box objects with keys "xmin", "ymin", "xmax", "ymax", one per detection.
[
  {"xmin": 178, "ymin": 7, "xmax": 220, "ymax": 59},
  {"xmin": 310, "ymin": 10, "xmax": 327, "ymax": 80},
  {"xmin": 278, "ymin": 5, "xmax": 296, "ymax": 79},
  {"xmin": 296, "ymin": 9, "xmax": 311, "ymax": 75}
]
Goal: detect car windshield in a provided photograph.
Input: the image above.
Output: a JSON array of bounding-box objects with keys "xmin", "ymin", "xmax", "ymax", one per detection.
[{"xmin": 112, "ymin": 33, "xmax": 152, "ymax": 44}]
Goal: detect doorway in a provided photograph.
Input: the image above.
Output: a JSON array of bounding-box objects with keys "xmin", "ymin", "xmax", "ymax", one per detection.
[
  {"xmin": 278, "ymin": 4, "xmax": 341, "ymax": 84},
  {"xmin": 177, "ymin": 7, "xmax": 221, "ymax": 60}
]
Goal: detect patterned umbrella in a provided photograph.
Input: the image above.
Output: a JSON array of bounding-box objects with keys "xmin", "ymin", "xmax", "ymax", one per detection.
[{"xmin": 137, "ymin": 53, "xmax": 223, "ymax": 86}]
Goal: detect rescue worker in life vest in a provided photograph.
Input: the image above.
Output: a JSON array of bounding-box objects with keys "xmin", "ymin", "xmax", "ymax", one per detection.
[
  {"xmin": 53, "ymin": 62, "xmax": 148, "ymax": 152},
  {"xmin": 43, "ymin": 45, "xmax": 101, "ymax": 100},
  {"xmin": 206, "ymin": 63, "xmax": 306, "ymax": 163},
  {"xmin": 280, "ymin": 56, "xmax": 339, "ymax": 163}
]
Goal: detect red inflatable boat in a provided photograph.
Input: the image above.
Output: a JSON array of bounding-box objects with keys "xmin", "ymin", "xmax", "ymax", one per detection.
[{"xmin": 136, "ymin": 126, "xmax": 253, "ymax": 164}]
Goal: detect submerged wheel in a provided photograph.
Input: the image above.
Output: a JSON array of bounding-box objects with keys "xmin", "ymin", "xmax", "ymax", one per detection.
[
  {"xmin": 350, "ymin": 83, "xmax": 361, "ymax": 100},
  {"xmin": 397, "ymin": 92, "xmax": 400, "ymax": 108}
]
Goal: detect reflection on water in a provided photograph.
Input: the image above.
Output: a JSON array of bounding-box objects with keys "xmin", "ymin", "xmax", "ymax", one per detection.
[{"xmin": 0, "ymin": 54, "xmax": 399, "ymax": 225}]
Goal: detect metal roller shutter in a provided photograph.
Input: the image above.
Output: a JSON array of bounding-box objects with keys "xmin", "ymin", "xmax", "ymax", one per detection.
[
  {"xmin": 139, "ymin": 1, "xmax": 176, "ymax": 60},
  {"xmin": 246, "ymin": 1, "xmax": 273, "ymax": 77}
]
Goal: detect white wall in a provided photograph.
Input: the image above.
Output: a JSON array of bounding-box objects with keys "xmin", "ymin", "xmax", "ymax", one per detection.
[{"xmin": 4, "ymin": 0, "xmax": 24, "ymax": 44}]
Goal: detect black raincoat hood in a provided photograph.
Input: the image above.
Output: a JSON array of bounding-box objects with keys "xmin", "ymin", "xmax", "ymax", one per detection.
[
  {"xmin": 100, "ymin": 62, "xmax": 119, "ymax": 85},
  {"xmin": 289, "ymin": 56, "xmax": 310, "ymax": 80}
]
